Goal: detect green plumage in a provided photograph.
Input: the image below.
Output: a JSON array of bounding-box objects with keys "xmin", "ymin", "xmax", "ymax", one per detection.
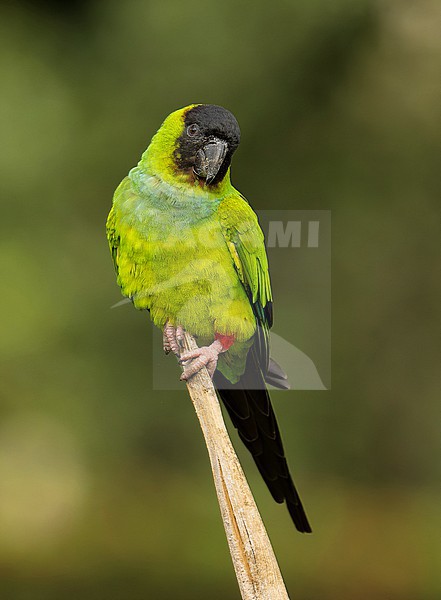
[
  {"xmin": 107, "ymin": 104, "xmax": 311, "ymax": 532},
  {"xmin": 107, "ymin": 105, "xmax": 271, "ymax": 383}
]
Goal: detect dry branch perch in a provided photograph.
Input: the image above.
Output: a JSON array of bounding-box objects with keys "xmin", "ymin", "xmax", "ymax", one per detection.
[{"xmin": 181, "ymin": 331, "xmax": 290, "ymax": 600}]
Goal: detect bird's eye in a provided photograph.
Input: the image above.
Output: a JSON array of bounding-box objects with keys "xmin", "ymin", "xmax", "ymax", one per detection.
[{"xmin": 187, "ymin": 124, "xmax": 200, "ymax": 137}]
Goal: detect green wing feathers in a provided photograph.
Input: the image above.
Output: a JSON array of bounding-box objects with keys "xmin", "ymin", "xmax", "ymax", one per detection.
[
  {"xmin": 106, "ymin": 205, "xmax": 120, "ymax": 276},
  {"xmin": 219, "ymin": 194, "xmax": 273, "ymax": 329}
]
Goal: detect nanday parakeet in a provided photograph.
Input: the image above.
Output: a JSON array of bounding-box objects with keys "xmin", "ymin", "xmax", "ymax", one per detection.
[{"xmin": 106, "ymin": 104, "xmax": 311, "ymax": 533}]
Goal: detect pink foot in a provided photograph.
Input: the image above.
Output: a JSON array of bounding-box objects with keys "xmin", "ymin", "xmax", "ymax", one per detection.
[
  {"xmin": 179, "ymin": 339, "xmax": 224, "ymax": 380},
  {"xmin": 163, "ymin": 322, "xmax": 184, "ymax": 356}
]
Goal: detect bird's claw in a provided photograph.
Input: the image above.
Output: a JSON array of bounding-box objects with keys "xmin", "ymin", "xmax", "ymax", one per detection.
[
  {"xmin": 163, "ymin": 323, "xmax": 224, "ymax": 380},
  {"xmin": 163, "ymin": 322, "xmax": 184, "ymax": 356},
  {"xmin": 179, "ymin": 340, "xmax": 223, "ymax": 380}
]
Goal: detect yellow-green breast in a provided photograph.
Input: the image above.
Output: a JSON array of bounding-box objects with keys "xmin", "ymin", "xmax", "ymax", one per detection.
[{"xmin": 109, "ymin": 170, "xmax": 256, "ymax": 348}]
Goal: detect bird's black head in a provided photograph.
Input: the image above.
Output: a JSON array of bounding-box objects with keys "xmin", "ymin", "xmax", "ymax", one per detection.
[{"xmin": 174, "ymin": 104, "xmax": 241, "ymax": 186}]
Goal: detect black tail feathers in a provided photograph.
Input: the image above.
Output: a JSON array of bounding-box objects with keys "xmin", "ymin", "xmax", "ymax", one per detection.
[{"xmin": 213, "ymin": 350, "xmax": 312, "ymax": 533}]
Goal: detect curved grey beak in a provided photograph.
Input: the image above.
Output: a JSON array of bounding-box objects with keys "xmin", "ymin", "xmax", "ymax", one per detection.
[{"xmin": 194, "ymin": 138, "xmax": 228, "ymax": 184}]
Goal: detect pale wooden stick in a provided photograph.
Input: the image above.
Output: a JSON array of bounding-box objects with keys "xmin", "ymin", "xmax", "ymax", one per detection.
[{"xmin": 181, "ymin": 331, "xmax": 290, "ymax": 600}]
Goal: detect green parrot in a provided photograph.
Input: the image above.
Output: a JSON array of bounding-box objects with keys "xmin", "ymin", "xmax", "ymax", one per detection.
[{"xmin": 107, "ymin": 104, "xmax": 311, "ymax": 533}]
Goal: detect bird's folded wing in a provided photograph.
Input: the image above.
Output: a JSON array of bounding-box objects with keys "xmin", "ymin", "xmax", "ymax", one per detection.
[{"xmin": 218, "ymin": 193, "xmax": 273, "ymax": 369}]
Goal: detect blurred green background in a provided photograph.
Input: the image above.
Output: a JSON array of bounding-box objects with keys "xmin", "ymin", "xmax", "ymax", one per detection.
[{"xmin": 1, "ymin": 1, "xmax": 439, "ymax": 598}]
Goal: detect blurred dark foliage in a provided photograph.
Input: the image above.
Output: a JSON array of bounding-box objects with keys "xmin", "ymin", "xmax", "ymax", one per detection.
[{"xmin": 15, "ymin": 0, "xmax": 89, "ymax": 19}]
